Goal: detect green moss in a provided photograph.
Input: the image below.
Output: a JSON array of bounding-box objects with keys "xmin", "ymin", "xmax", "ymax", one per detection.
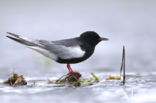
[{"xmin": 80, "ymin": 78, "xmax": 90, "ymax": 84}]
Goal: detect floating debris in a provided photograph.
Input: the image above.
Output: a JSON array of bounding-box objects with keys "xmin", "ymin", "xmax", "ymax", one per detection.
[
  {"xmin": 106, "ymin": 75, "xmax": 123, "ymax": 80},
  {"xmin": 56, "ymin": 73, "xmax": 82, "ymax": 87},
  {"xmin": 47, "ymin": 79, "xmax": 55, "ymax": 84},
  {"xmin": 3, "ymin": 73, "xmax": 27, "ymax": 86},
  {"xmin": 91, "ymin": 73, "xmax": 100, "ymax": 82},
  {"xmin": 47, "ymin": 73, "xmax": 100, "ymax": 87},
  {"xmin": 80, "ymin": 78, "xmax": 92, "ymax": 84}
]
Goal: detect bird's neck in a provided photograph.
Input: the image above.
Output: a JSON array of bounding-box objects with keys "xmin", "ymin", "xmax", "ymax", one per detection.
[{"xmin": 81, "ymin": 44, "xmax": 95, "ymax": 59}]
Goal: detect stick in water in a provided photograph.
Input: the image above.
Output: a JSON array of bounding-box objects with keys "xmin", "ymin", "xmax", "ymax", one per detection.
[{"xmin": 120, "ymin": 46, "xmax": 126, "ymax": 85}]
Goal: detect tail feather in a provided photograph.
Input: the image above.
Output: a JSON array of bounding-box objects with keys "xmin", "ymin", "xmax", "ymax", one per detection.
[
  {"xmin": 6, "ymin": 32, "xmax": 37, "ymax": 46},
  {"xmin": 7, "ymin": 32, "xmax": 20, "ymax": 38}
]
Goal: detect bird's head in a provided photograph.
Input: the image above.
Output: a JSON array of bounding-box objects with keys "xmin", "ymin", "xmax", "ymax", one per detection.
[{"xmin": 80, "ymin": 31, "xmax": 108, "ymax": 46}]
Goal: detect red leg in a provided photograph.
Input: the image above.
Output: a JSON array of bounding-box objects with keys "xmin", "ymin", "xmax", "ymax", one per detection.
[{"xmin": 67, "ymin": 64, "xmax": 80, "ymax": 74}]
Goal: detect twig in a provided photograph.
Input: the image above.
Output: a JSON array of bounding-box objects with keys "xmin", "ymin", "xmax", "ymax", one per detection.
[
  {"xmin": 123, "ymin": 46, "xmax": 126, "ymax": 85},
  {"xmin": 91, "ymin": 73, "xmax": 100, "ymax": 82},
  {"xmin": 120, "ymin": 46, "xmax": 126, "ymax": 85}
]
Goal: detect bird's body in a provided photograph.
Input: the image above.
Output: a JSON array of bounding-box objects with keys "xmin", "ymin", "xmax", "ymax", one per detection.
[
  {"xmin": 6, "ymin": 31, "xmax": 108, "ymax": 74},
  {"xmin": 37, "ymin": 38, "xmax": 87, "ymax": 64}
]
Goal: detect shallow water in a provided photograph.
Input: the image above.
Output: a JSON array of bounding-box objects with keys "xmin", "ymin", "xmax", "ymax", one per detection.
[
  {"xmin": 0, "ymin": 1, "xmax": 156, "ymax": 103},
  {"xmin": 0, "ymin": 72, "xmax": 156, "ymax": 103}
]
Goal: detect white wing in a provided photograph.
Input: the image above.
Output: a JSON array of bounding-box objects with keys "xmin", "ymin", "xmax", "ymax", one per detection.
[{"xmin": 27, "ymin": 45, "xmax": 85, "ymax": 60}]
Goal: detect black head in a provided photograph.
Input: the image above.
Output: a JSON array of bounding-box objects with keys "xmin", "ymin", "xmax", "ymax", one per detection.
[{"xmin": 80, "ymin": 31, "xmax": 108, "ymax": 46}]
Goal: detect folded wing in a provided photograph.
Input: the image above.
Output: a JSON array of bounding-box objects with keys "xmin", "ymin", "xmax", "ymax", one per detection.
[{"xmin": 6, "ymin": 32, "xmax": 85, "ymax": 61}]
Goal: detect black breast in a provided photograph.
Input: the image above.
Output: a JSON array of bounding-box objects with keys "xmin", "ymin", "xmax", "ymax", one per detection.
[{"xmin": 57, "ymin": 44, "xmax": 95, "ymax": 64}]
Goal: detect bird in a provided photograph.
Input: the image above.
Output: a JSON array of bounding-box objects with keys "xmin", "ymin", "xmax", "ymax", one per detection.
[{"xmin": 6, "ymin": 31, "xmax": 108, "ymax": 75}]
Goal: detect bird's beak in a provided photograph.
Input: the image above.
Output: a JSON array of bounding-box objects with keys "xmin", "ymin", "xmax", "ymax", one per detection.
[{"xmin": 100, "ymin": 37, "xmax": 109, "ymax": 41}]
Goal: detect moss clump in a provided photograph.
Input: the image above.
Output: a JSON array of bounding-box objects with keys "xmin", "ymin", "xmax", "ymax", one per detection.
[
  {"xmin": 53, "ymin": 73, "xmax": 100, "ymax": 87},
  {"xmin": 56, "ymin": 73, "xmax": 81, "ymax": 87}
]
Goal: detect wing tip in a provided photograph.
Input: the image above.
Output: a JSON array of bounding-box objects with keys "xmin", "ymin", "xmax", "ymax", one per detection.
[
  {"xmin": 6, "ymin": 32, "xmax": 11, "ymax": 34},
  {"xmin": 6, "ymin": 32, "xmax": 19, "ymax": 37},
  {"xmin": 6, "ymin": 35, "xmax": 20, "ymax": 42}
]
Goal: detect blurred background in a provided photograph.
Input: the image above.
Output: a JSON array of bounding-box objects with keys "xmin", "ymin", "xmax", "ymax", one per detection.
[{"xmin": 0, "ymin": 0, "xmax": 156, "ymax": 76}]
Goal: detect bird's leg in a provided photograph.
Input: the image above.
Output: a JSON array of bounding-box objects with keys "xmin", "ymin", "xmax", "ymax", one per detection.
[{"xmin": 67, "ymin": 64, "xmax": 80, "ymax": 75}]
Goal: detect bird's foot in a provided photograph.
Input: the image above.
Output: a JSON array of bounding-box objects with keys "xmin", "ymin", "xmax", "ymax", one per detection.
[
  {"xmin": 67, "ymin": 64, "xmax": 80, "ymax": 75},
  {"xmin": 69, "ymin": 71, "xmax": 80, "ymax": 75}
]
